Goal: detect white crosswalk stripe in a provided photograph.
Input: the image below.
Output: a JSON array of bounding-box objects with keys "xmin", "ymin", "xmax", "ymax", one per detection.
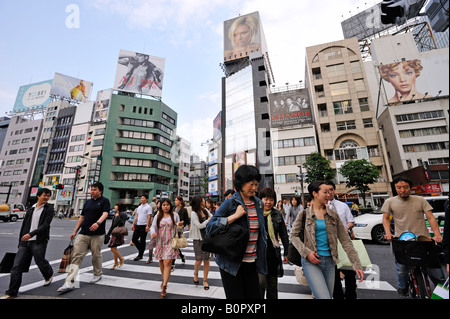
[{"xmin": 15, "ymin": 239, "xmax": 396, "ymax": 299}]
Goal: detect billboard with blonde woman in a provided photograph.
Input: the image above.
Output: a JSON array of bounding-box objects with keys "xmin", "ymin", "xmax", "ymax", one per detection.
[
  {"xmin": 378, "ymin": 54, "xmax": 449, "ymax": 105},
  {"xmin": 224, "ymin": 12, "xmax": 263, "ymax": 62}
]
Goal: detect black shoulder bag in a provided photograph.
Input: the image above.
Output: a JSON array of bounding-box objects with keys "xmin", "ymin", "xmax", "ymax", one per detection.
[{"xmin": 287, "ymin": 210, "xmax": 306, "ymax": 266}]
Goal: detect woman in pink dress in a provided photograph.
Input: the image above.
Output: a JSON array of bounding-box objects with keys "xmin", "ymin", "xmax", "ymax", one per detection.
[{"xmin": 150, "ymin": 198, "xmax": 183, "ymax": 298}]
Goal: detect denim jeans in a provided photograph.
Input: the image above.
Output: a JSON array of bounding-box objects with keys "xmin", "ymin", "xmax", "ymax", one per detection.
[
  {"xmin": 301, "ymin": 255, "xmax": 335, "ymax": 299},
  {"xmin": 6, "ymin": 241, "xmax": 53, "ymax": 297},
  {"xmin": 395, "ymin": 259, "xmax": 446, "ymax": 289}
]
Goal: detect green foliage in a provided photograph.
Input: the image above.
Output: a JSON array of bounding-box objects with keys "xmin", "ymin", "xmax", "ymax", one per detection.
[
  {"xmin": 303, "ymin": 152, "xmax": 335, "ymax": 183},
  {"xmin": 339, "ymin": 159, "xmax": 380, "ymax": 205}
]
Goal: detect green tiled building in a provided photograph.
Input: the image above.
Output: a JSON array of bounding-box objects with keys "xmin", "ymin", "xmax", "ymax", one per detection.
[{"xmin": 99, "ymin": 93, "xmax": 178, "ymax": 207}]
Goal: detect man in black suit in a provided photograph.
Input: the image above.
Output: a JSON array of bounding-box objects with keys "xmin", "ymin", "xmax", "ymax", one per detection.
[{"xmin": 1, "ymin": 188, "xmax": 54, "ymax": 299}]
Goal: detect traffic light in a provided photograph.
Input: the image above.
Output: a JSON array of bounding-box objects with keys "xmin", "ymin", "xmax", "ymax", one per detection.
[
  {"xmin": 55, "ymin": 184, "xmax": 64, "ymax": 189},
  {"xmin": 380, "ymin": 0, "xmax": 406, "ymax": 25},
  {"xmin": 76, "ymin": 165, "xmax": 81, "ymax": 179}
]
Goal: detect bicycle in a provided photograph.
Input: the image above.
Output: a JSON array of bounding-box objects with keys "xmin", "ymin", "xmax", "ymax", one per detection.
[{"xmin": 392, "ymin": 236, "xmax": 442, "ymax": 299}]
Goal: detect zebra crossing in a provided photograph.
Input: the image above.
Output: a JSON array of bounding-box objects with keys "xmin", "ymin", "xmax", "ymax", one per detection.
[{"xmin": 15, "ymin": 238, "xmax": 396, "ymax": 299}]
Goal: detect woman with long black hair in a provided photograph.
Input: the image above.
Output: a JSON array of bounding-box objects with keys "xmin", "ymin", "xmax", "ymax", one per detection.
[{"xmin": 190, "ymin": 195, "xmax": 212, "ymax": 290}]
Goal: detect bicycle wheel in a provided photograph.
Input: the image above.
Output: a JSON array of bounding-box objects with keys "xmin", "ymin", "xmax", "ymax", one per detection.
[
  {"xmin": 408, "ymin": 269, "xmax": 418, "ymax": 298},
  {"xmin": 412, "ymin": 267, "xmax": 430, "ymax": 299}
]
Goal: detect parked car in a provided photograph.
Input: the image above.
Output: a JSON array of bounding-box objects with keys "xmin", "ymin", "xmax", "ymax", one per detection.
[{"xmin": 353, "ymin": 196, "xmax": 447, "ymax": 245}]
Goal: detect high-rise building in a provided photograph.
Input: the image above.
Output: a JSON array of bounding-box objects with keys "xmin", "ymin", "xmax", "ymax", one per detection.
[
  {"xmin": 305, "ymin": 37, "xmax": 392, "ymax": 206},
  {"xmin": 0, "ymin": 116, "xmax": 43, "ymax": 205},
  {"xmin": 221, "ymin": 12, "xmax": 275, "ymax": 191},
  {"xmin": 98, "ymin": 93, "xmax": 179, "ymax": 207},
  {"xmin": 176, "ymin": 136, "xmax": 191, "ymax": 202}
]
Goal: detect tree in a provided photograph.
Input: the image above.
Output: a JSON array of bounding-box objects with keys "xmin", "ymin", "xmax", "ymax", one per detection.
[
  {"xmin": 339, "ymin": 159, "xmax": 380, "ymax": 206},
  {"xmin": 303, "ymin": 152, "xmax": 335, "ymax": 183}
]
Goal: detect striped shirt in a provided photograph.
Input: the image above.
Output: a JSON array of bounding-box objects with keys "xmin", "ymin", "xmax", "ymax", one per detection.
[{"xmin": 243, "ymin": 201, "xmax": 259, "ymax": 263}]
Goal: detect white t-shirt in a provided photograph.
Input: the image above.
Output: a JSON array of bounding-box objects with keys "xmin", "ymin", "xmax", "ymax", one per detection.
[
  {"xmin": 136, "ymin": 203, "xmax": 152, "ymax": 226},
  {"xmin": 329, "ymin": 199, "xmax": 354, "ymax": 226},
  {"xmin": 29, "ymin": 204, "xmax": 44, "ymax": 241}
]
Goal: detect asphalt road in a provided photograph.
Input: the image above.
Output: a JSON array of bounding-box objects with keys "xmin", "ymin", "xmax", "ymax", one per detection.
[{"xmin": 0, "ymin": 217, "xmax": 444, "ymax": 302}]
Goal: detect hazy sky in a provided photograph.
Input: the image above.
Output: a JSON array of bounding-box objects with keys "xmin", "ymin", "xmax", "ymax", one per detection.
[{"xmin": 0, "ymin": 0, "xmax": 378, "ymax": 159}]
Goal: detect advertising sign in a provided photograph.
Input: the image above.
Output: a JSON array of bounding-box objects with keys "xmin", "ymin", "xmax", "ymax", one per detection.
[
  {"xmin": 113, "ymin": 49, "xmax": 165, "ymax": 98},
  {"xmin": 213, "ymin": 111, "xmax": 222, "ymax": 141},
  {"xmin": 269, "ymin": 88, "xmax": 313, "ymax": 127},
  {"xmin": 378, "ymin": 54, "xmax": 449, "ymax": 105},
  {"xmin": 57, "ymin": 186, "xmax": 73, "ymax": 203},
  {"xmin": 224, "ymin": 12, "xmax": 263, "ymax": 62},
  {"xmin": 208, "ymin": 164, "xmax": 218, "ymax": 181},
  {"xmin": 50, "ymin": 72, "xmax": 93, "ymax": 102},
  {"xmin": 93, "ymin": 89, "xmax": 112, "ymax": 122},
  {"xmin": 13, "ymin": 80, "xmax": 53, "ymax": 113}
]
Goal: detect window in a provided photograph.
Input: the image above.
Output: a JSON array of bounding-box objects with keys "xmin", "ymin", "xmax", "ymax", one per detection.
[
  {"xmin": 363, "ymin": 118, "xmax": 373, "ymax": 128},
  {"xmin": 333, "ymin": 100, "xmax": 352, "ymax": 115},
  {"xmin": 318, "ymin": 103, "xmax": 327, "ymax": 117},
  {"xmin": 337, "ymin": 120, "xmax": 356, "ymax": 131},
  {"xmin": 396, "ymin": 110, "xmax": 444, "ymax": 123},
  {"xmin": 326, "ymin": 63, "xmax": 346, "ymax": 77},
  {"xmin": 350, "ymin": 61, "xmax": 362, "ymax": 73},
  {"xmin": 359, "ymin": 98, "xmax": 370, "ymax": 112},
  {"xmin": 399, "ymin": 126, "xmax": 448, "ymax": 138},
  {"xmin": 322, "ymin": 47, "xmax": 342, "ymax": 61},
  {"xmin": 354, "ymin": 79, "xmax": 366, "ymax": 92},
  {"xmin": 403, "ymin": 142, "xmax": 449, "ymax": 153},
  {"xmin": 330, "ymin": 82, "xmax": 349, "ymax": 96}
]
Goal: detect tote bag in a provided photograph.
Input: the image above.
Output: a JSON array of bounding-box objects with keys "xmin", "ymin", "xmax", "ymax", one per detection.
[{"xmin": 337, "ymin": 239, "xmax": 372, "ymax": 270}]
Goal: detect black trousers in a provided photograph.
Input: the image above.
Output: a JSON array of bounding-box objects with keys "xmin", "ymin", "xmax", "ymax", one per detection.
[
  {"xmin": 6, "ymin": 241, "xmax": 53, "ymax": 297},
  {"xmin": 219, "ymin": 262, "xmax": 262, "ymax": 299},
  {"xmin": 132, "ymin": 225, "xmax": 148, "ymax": 257},
  {"xmin": 333, "ymin": 267, "xmax": 357, "ymax": 299}
]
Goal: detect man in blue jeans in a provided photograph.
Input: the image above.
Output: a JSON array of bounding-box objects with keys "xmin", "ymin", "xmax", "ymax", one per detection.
[
  {"xmin": 1, "ymin": 188, "xmax": 54, "ymax": 299},
  {"xmin": 382, "ymin": 176, "xmax": 445, "ymax": 296}
]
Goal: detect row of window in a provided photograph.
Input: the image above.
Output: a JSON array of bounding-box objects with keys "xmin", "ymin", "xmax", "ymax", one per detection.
[
  {"xmin": 274, "ymin": 155, "xmax": 308, "ymax": 167},
  {"xmin": 321, "ymin": 118, "xmax": 373, "ymax": 132},
  {"xmin": 120, "ymin": 105, "xmax": 175, "ymax": 127},
  {"xmin": 396, "ymin": 110, "xmax": 444, "ymax": 123},
  {"xmin": 399, "ymin": 126, "xmax": 448, "ymax": 138},
  {"xmin": 121, "ymin": 117, "xmax": 173, "ymax": 136},
  {"xmin": 113, "ymin": 172, "xmax": 172, "ymax": 185},
  {"xmin": 10, "ymin": 127, "xmax": 38, "ymax": 136},
  {"xmin": 273, "ymin": 137, "xmax": 315, "ymax": 149},
  {"xmin": 116, "ymin": 158, "xmax": 172, "ymax": 172},
  {"xmin": 2, "ymin": 169, "xmax": 28, "ymax": 176},
  {"xmin": 10, "ymin": 137, "xmax": 36, "ymax": 145},
  {"xmin": 403, "ymin": 142, "xmax": 449, "ymax": 153}
]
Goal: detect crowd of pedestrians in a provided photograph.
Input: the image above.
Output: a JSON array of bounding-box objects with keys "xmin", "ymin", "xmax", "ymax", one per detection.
[{"xmin": 1, "ymin": 170, "xmax": 449, "ymax": 300}]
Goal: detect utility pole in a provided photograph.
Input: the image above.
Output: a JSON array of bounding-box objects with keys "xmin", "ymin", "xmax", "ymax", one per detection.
[{"xmin": 297, "ymin": 165, "xmax": 305, "ymax": 206}]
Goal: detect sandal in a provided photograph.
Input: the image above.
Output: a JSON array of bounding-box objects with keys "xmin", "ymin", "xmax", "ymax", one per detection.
[
  {"xmin": 193, "ymin": 272, "xmax": 199, "ymax": 285},
  {"xmin": 110, "ymin": 263, "xmax": 118, "ymax": 270},
  {"xmin": 203, "ymin": 281, "xmax": 209, "ymax": 290},
  {"xmin": 160, "ymin": 285, "xmax": 167, "ymax": 298},
  {"xmin": 145, "ymin": 258, "xmax": 152, "ymax": 264},
  {"xmin": 118, "ymin": 258, "xmax": 125, "ymax": 267}
]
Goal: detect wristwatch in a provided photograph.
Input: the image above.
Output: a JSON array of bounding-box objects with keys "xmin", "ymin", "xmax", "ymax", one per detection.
[{"xmin": 96, "ymin": 222, "xmax": 101, "ymax": 226}]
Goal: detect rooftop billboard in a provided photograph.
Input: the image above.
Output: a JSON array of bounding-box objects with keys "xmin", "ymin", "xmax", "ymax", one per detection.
[
  {"xmin": 378, "ymin": 54, "xmax": 449, "ymax": 105},
  {"xmin": 13, "ymin": 80, "xmax": 53, "ymax": 113},
  {"xmin": 50, "ymin": 72, "xmax": 93, "ymax": 102},
  {"xmin": 224, "ymin": 12, "xmax": 264, "ymax": 63},
  {"xmin": 113, "ymin": 49, "xmax": 165, "ymax": 98},
  {"xmin": 269, "ymin": 88, "xmax": 313, "ymax": 127}
]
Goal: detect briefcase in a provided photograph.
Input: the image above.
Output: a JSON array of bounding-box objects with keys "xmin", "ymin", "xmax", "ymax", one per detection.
[{"xmin": 0, "ymin": 252, "xmax": 17, "ymax": 273}]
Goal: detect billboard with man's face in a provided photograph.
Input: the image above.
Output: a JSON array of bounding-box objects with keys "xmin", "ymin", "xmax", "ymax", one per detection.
[
  {"xmin": 224, "ymin": 12, "xmax": 264, "ymax": 63},
  {"xmin": 50, "ymin": 72, "xmax": 93, "ymax": 102},
  {"xmin": 113, "ymin": 49, "xmax": 165, "ymax": 98},
  {"xmin": 269, "ymin": 88, "xmax": 313, "ymax": 127}
]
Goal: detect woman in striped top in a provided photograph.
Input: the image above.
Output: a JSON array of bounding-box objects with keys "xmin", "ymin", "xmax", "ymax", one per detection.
[{"xmin": 206, "ymin": 165, "xmax": 267, "ymax": 299}]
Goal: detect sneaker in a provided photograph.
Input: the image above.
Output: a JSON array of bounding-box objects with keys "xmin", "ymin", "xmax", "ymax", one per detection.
[
  {"xmin": 90, "ymin": 275, "xmax": 102, "ymax": 284},
  {"xmin": 57, "ymin": 283, "xmax": 75, "ymax": 293},
  {"xmin": 1, "ymin": 294, "xmax": 13, "ymax": 299},
  {"xmin": 397, "ymin": 288, "xmax": 408, "ymax": 297},
  {"xmin": 44, "ymin": 274, "xmax": 53, "ymax": 286}
]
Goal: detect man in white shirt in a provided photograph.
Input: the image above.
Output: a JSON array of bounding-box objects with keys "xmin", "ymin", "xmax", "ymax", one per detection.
[
  {"xmin": 131, "ymin": 194, "xmax": 152, "ymax": 261},
  {"xmin": 324, "ymin": 180, "xmax": 357, "ymax": 299},
  {"xmin": 2, "ymin": 188, "xmax": 54, "ymax": 299}
]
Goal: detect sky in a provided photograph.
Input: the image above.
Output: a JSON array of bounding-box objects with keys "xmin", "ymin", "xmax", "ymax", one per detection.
[{"xmin": 0, "ymin": 0, "xmax": 379, "ymax": 160}]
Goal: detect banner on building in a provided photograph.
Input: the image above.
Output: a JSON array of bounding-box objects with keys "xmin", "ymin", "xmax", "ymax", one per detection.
[
  {"xmin": 93, "ymin": 89, "xmax": 112, "ymax": 122},
  {"xmin": 113, "ymin": 49, "xmax": 165, "ymax": 98},
  {"xmin": 213, "ymin": 111, "xmax": 222, "ymax": 141},
  {"xmin": 269, "ymin": 88, "xmax": 313, "ymax": 127},
  {"xmin": 13, "ymin": 80, "xmax": 53, "ymax": 113},
  {"xmin": 50, "ymin": 73, "xmax": 93, "ymax": 102}
]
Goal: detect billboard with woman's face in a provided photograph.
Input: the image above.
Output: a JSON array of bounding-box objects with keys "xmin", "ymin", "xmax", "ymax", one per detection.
[
  {"xmin": 224, "ymin": 12, "xmax": 263, "ymax": 62},
  {"xmin": 378, "ymin": 54, "xmax": 449, "ymax": 105}
]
